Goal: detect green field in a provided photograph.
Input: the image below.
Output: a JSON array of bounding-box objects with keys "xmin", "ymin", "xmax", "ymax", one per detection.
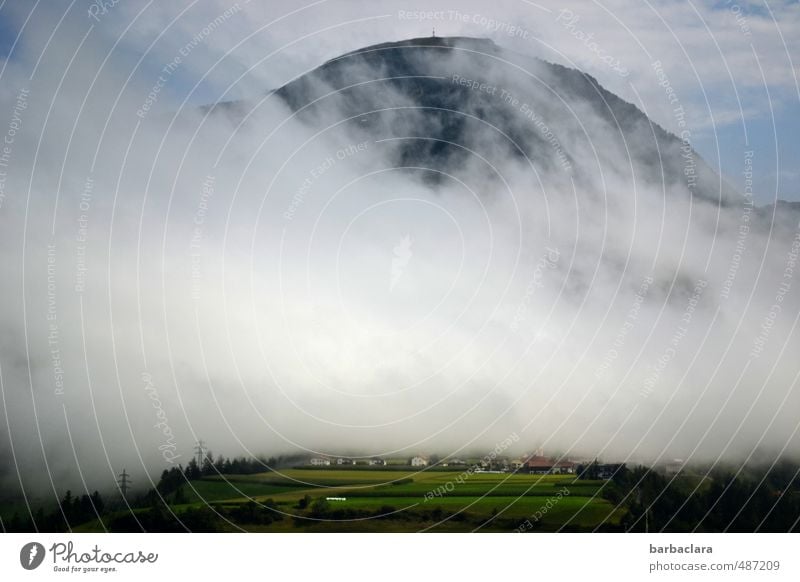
[
  {"xmin": 153, "ymin": 469, "xmax": 623, "ymax": 532},
  {"xmin": 15, "ymin": 465, "xmax": 798, "ymax": 533}
]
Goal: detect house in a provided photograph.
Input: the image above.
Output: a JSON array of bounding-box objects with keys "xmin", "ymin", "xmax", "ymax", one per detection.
[
  {"xmin": 553, "ymin": 460, "xmax": 576, "ymax": 474},
  {"xmin": 665, "ymin": 459, "xmax": 684, "ymax": 476},
  {"xmin": 510, "ymin": 458, "xmax": 525, "ymax": 470},
  {"xmin": 410, "ymin": 456, "xmax": 429, "ymax": 467},
  {"xmin": 367, "ymin": 457, "xmax": 387, "ymax": 466},
  {"xmin": 523, "ymin": 455, "xmax": 576, "ymax": 475},
  {"xmin": 595, "ymin": 463, "xmax": 624, "ymax": 480},
  {"xmin": 524, "ymin": 455, "xmax": 555, "ymax": 474},
  {"xmin": 576, "ymin": 462, "xmax": 625, "ymax": 480},
  {"xmin": 480, "ymin": 456, "xmax": 510, "ymax": 472},
  {"xmin": 336, "ymin": 457, "xmax": 357, "ymax": 465},
  {"xmin": 309, "ymin": 457, "xmax": 330, "ymax": 466}
]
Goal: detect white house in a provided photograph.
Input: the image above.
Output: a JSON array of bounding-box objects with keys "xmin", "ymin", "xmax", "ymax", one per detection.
[
  {"xmin": 665, "ymin": 459, "xmax": 684, "ymax": 476},
  {"xmin": 309, "ymin": 457, "xmax": 330, "ymax": 466},
  {"xmin": 410, "ymin": 456, "xmax": 428, "ymax": 467}
]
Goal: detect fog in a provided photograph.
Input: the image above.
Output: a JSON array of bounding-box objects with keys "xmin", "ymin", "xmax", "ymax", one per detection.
[{"xmin": 0, "ymin": 2, "xmax": 799, "ymax": 499}]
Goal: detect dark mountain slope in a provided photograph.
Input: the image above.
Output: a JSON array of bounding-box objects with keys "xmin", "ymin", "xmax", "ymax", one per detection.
[{"xmin": 274, "ymin": 36, "xmax": 738, "ymax": 205}]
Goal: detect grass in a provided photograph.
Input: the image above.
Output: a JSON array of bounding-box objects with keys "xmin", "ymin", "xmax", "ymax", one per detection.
[
  {"xmin": 201, "ymin": 469, "xmax": 619, "ymax": 530},
  {"xmin": 57, "ymin": 469, "xmax": 622, "ymax": 532},
  {"xmin": 169, "ymin": 479, "xmax": 300, "ymax": 504},
  {"xmin": 312, "ymin": 494, "xmax": 609, "ymax": 520}
]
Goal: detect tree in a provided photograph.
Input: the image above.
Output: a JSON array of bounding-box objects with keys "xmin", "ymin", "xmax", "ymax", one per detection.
[
  {"xmin": 78, "ymin": 494, "xmax": 92, "ymax": 519},
  {"xmin": 185, "ymin": 458, "xmax": 201, "ymax": 480},
  {"xmin": 310, "ymin": 497, "xmax": 330, "ymax": 517},
  {"xmin": 201, "ymin": 450, "xmax": 214, "ymax": 475},
  {"xmin": 34, "ymin": 507, "xmax": 46, "ymax": 531},
  {"xmin": 7, "ymin": 512, "xmax": 23, "ymax": 532},
  {"xmin": 61, "ymin": 490, "xmax": 73, "ymax": 512},
  {"xmin": 59, "ymin": 490, "xmax": 74, "ymax": 525},
  {"xmin": 90, "ymin": 491, "xmax": 104, "ymax": 514}
]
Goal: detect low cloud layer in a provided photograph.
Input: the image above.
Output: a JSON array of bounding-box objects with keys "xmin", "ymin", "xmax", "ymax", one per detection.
[{"xmin": 0, "ymin": 3, "xmax": 798, "ymax": 499}]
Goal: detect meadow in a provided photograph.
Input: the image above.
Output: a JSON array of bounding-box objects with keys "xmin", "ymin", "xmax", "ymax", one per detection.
[
  {"xmin": 154, "ymin": 468, "xmax": 623, "ymax": 532},
  {"xmin": 18, "ymin": 462, "xmax": 798, "ymax": 533}
]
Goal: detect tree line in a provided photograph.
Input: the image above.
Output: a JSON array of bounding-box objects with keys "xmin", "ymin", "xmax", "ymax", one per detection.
[
  {"xmin": 602, "ymin": 461, "xmax": 800, "ymax": 532},
  {"xmin": 2, "ymin": 453, "xmax": 281, "ymax": 532}
]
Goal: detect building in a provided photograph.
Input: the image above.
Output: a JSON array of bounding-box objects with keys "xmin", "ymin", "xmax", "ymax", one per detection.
[
  {"xmin": 367, "ymin": 457, "xmax": 387, "ymax": 466},
  {"xmin": 595, "ymin": 463, "xmax": 623, "ymax": 480},
  {"xmin": 576, "ymin": 462, "xmax": 625, "ymax": 480},
  {"xmin": 553, "ymin": 460, "xmax": 576, "ymax": 474},
  {"xmin": 479, "ymin": 456, "xmax": 510, "ymax": 471},
  {"xmin": 523, "ymin": 455, "xmax": 576, "ymax": 475},
  {"xmin": 665, "ymin": 459, "xmax": 684, "ymax": 476},
  {"xmin": 309, "ymin": 457, "xmax": 330, "ymax": 466},
  {"xmin": 336, "ymin": 457, "xmax": 356, "ymax": 465},
  {"xmin": 410, "ymin": 456, "xmax": 429, "ymax": 467}
]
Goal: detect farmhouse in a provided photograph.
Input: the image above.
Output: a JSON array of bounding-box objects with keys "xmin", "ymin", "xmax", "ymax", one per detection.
[
  {"xmin": 410, "ymin": 455, "xmax": 429, "ymax": 467},
  {"xmin": 523, "ymin": 455, "xmax": 576, "ymax": 475},
  {"xmin": 443, "ymin": 458, "xmax": 467, "ymax": 467},
  {"xmin": 480, "ymin": 456, "xmax": 510, "ymax": 471},
  {"xmin": 665, "ymin": 459, "xmax": 684, "ymax": 476}
]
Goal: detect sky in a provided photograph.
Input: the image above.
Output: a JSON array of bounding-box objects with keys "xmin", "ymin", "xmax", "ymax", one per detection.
[{"xmin": 0, "ymin": 0, "xmax": 799, "ymax": 497}]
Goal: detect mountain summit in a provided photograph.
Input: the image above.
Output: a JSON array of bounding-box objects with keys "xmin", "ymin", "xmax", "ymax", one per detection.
[{"xmin": 274, "ymin": 36, "xmax": 737, "ymax": 205}]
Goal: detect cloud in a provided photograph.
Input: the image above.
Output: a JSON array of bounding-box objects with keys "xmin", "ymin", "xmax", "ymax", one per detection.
[{"xmin": 0, "ymin": 1, "xmax": 798, "ymax": 500}]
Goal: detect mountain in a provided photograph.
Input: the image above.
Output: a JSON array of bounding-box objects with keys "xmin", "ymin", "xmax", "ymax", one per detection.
[{"xmin": 272, "ymin": 35, "xmax": 739, "ymax": 206}]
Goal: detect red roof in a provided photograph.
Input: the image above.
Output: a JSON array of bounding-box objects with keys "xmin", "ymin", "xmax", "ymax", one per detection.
[
  {"xmin": 524, "ymin": 455, "xmax": 553, "ymax": 468},
  {"xmin": 524, "ymin": 455, "xmax": 575, "ymax": 468}
]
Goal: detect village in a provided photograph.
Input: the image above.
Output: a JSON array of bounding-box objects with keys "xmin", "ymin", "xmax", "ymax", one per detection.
[{"xmin": 302, "ymin": 449, "xmax": 639, "ymax": 479}]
